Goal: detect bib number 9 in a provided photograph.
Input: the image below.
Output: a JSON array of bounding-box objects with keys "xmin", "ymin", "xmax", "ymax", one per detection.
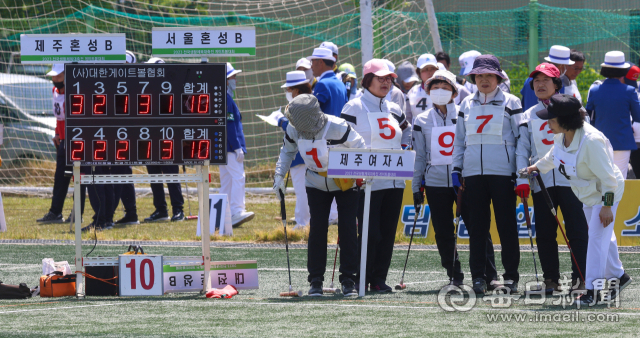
[
  {"xmin": 377, "ymin": 118, "xmax": 396, "ymax": 140},
  {"xmin": 438, "ymin": 132, "xmax": 455, "ymax": 156},
  {"xmin": 305, "ymin": 148, "xmax": 322, "ymax": 168}
]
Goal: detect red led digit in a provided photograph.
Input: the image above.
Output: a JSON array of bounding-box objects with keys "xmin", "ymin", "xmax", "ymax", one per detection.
[
  {"xmin": 115, "ymin": 95, "xmax": 129, "ymax": 115},
  {"xmin": 93, "ymin": 94, "xmax": 106, "ymax": 114},
  {"xmin": 93, "ymin": 140, "xmax": 107, "ymax": 161},
  {"xmin": 161, "ymin": 140, "xmax": 174, "ymax": 160},
  {"xmin": 159, "ymin": 94, "xmax": 173, "ymax": 115},
  {"xmin": 197, "ymin": 94, "xmax": 209, "ymax": 113},
  {"xmin": 116, "ymin": 140, "xmax": 130, "ymax": 161},
  {"xmin": 137, "ymin": 140, "xmax": 152, "ymax": 160},
  {"xmin": 190, "ymin": 140, "xmax": 196, "ymax": 158},
  {"xmin": 70, "ymin": 95, "xmax": 84, "ymax": 115},
  {"xmin": 70, "ymin": 140, "xmax": 84, "ymax": 160},
  {"xmin": 198, "ymin": 140, "xmax": 210, "ymax": 159},
  {"xmin": 190, "ymin": 95, "xmax": 195, "ymax": 113},
  {"xmin": 138, "ymin": 94, "xmax": 151, "ymax": 114}
]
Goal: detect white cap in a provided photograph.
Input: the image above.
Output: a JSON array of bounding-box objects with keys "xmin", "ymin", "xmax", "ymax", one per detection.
[
  {"xmin": 383, "ymin": 59, "xmax": 396, "ymax": 73},
  {"xmin": 319, "ymin": 41, "xmax": 339, "ymax": 56},
  {"xmin": 458, "ymin": 50, "xmax": 481, "ymax": 75},
  {"xmin": 46, "ymin": 63, "xmax": 64, "ymax": 76},
  {"xmin": 601, "ymin": 51, "xmax": 630, "ymax": 69},
  {"xmin": 424, "ymin": 69, "xmax": 458, "ymax": 94},
  {"xmin": 544, "ymin": 45, "xmax": 575, "ymax": 65},
  {"xmin": 437, "ymin": 62, "xmax": 447, "ymax": 71},
  {"xmin": 281, "ymin": 71, "xmax": 310, "ymax": 88},
  {"xmin": 226, "ymin": 62, "xmax": 242, "ymax": 78},
  {"xmin": 295, "ymin": 57, "xmax": 311, "ymax": 70},
  {"xmin": 125, "ymin": 50, "xmax": 136, "ymax": 64},
  {"xmin": 307, "ymin": 48, "xmax": 336, "ymax": 62},
  {"xmin": 146, "ymin": 57, "xmax": 165, "ymax": 64},
  {"xmin": 417, "ymin": 53, "xmax": 438, "ymax": 70}
]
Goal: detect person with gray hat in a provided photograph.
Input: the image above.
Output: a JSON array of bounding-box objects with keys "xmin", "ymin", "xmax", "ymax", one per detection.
[
  {"xmin": 396, "ymin": 61, "xmax": 419, "ymax": 94},
  {"xmin": 527, "ymin": 94, "xmax": 631, "ymax": 306},
  {"xmin": 274, "ymin": 94, "xmax": 366, "ymax": 297},
  {"xmin": 452, "ymin": 54, "xmax": 524, "ymax": 295}
]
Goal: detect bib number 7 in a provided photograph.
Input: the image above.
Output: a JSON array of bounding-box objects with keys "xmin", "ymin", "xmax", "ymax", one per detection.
[
  {"xmin": 475, "ymin": 115, "xmax": 493, "ymax": 133},
  {"xmin": 377, "ymin": 118, "xmax": 396, "ymax": 140},
  {"xmin": 305, "ymin": 148, "xmax": 322, "ymax": 168}
]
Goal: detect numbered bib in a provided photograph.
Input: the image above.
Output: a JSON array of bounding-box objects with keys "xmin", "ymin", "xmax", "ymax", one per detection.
[
  {"xmin": 408, "ymin": 87, "xmax": 431, "ymax": 122},
  {"xmin": 367, "ymin": 112, "xmax": 403, "ymax": 149},
  {"xmin": 430, "ymin": 125, "xmax": 456, "ymax": 166},
  {"xmin": 531, "ymin": 119, "xmax": 554, "ymax": 158},
  {"xmin": 465, "ymin": 105, "xmax": 504, "ymax": 144},
  {"xmin": 298, "ymin": 124, "xmax": 330, "ymax": 172},
  {"xmin": 553, "ymin": 133, "xmax": 590, "ymax": 187}
]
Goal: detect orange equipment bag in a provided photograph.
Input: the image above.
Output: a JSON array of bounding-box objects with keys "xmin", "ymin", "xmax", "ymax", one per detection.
[{"xmin": 40, "ymin": 271, "xmax": 76, "ymax": 297}]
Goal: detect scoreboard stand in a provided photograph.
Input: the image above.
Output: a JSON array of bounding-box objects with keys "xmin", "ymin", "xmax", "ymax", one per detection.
[{"xmin": 66, "ymin": 62, "xmax": 226, "ymax": 298}]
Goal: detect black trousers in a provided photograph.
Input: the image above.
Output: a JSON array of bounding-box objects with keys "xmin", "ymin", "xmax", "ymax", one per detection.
[
  {"xmin": 86, "ymin": 166, "xmax": 115, "ymax": 224},
  {"xmin": 356, "ymin": 188, "xmax": 404, "ymax": 285},
  {"xmin": 306, "ymin": 187, "xmax": 359, "ymax": 283},
  {"xmin": 49, "ymin": 141, "xmax": 86, "ymax": 216},
  {"xmin": 532, "ymin": 186, "xmax": 588, "ymax": 281},
  {"xmin": 111, "ymin": 166, "xmax": 137, "ymax": 216},
  {"xmin": 465, "ymin": 175, "xmax": 520, "ymax": 282},
  {"xmin": 146, "ymin": 165, "xmax": 183, "ymax": 214},
  {"xmin": 424, "ymin": 186, "xmax": 497, "ymax": 282}
]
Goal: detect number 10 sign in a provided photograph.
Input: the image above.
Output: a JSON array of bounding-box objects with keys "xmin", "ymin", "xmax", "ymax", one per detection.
[{"xmin": 119, "ymin": 255, "xmax": 164, "ymax": 296}]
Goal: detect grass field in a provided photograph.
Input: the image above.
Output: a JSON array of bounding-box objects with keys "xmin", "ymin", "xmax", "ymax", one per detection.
[{"xmin": 1, "ymin": 243, "xmax": 640, "ymax": 337}]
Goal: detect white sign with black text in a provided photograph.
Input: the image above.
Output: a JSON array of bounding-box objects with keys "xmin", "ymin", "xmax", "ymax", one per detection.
[
  {"xmin": 163, "ymin": 260, "xmax": 259, "ymax": 293},
  {"xmin": 118, "ymin": 254, "xmax": 164, "ymax": 296},
  {"xmin": 196, "ymin": 194, "xmax": 233, "ymax": 236},
  {"xmin": 151, "ymin": 27, "xmax": 256, "ymax": 57},
  {"xmin": 326, "ymin": 148, "xmax": 415, "ymax": 179},
  {"xmin": 20, "ymin": 34, "xmax": 126, "ymax": 64}
]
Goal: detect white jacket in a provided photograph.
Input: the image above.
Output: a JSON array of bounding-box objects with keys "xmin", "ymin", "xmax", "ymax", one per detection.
[
  {"xmin": 341, "ymin": 89, "xmax": 411, "ymax": 191},
  {"xmin": 535, "ymin": 123, "xmax": 624, "ymax": 207}
]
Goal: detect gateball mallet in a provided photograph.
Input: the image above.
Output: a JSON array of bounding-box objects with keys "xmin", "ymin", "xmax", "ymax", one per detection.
[
  {"xmin": 449, "ymin": 186, "xmax": 464, "ymax": 288},
  {"xmin": 522, "ymin": 195, "xmax": 542, "ymax": 292},
  {"xmin": 395, "ymin": 189, "xmax": 423, "ymax": 290},
  {"xmin": 278, "ymin": 174, "xmax": 302, "ymax": 297},
  {"xmin": 323, "ymin": 237, "xmax": 341, "ymax": 294}
]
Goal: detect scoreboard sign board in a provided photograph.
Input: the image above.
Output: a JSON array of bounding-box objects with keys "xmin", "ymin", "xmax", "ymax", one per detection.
[{"xmin": 64, "ymin": 63, "xmax": 227, "ymax": 166}]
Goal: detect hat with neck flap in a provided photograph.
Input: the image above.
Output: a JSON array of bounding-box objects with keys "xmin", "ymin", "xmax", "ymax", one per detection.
[{"xmin": 284, "ymin": 94, "xmax": 328, "ymax": 140}]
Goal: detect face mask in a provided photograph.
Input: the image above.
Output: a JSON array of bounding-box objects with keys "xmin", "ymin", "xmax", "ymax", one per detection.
[
  {"xmin": 304, "ymin": 69, "xmax": 314, "ymax": 82},
  {"xmin": 227, "ymin": 79, "xmax": 237, "ymax": 93},
  {"xmin": 430, "ymin": 88, "xmax": 453, "ymax": 105},
  {"xmin": 286, "ymin": 91, "xmax": 294, "ymax": 102},
  {"xmin": 53, "ymin": 81, "xmax": 64, "ymax": 90}
]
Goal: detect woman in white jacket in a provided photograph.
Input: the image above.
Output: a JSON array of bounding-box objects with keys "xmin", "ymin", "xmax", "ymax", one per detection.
[
  {"xmin": 341, "ymin": 59, "xmax": 411, "ymax": 292},
  {"xmin": 527, "ymin": 94, "xmax": 631, "ymax": 306}
]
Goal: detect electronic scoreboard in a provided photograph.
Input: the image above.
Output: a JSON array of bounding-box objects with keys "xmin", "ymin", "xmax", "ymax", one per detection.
[{"xmin": 64, "ymin": 63, "xmax": 227, "ymax": 166}]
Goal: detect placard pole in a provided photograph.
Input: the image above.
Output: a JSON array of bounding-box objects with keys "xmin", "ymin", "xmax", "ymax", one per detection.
[
  {"xmin": 73, "ymin": 161, "xmax": 84, "ymax": 298},
  {"xmin": 358, "ymin": 179, "xmax": 373, "ymax": 297},
  {"xmin": 198, "ymin": 162, "xmax": 212, "ymax": 292}
]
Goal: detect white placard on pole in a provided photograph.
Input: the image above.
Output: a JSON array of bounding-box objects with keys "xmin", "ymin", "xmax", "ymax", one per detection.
[
  {"xmin": 163, "ymin": 260, "xmax": 259, "ymax": 293},
  {"xmin": 151, "ymin": 27, "xmax": 256, "ymax": 57},
  {"xmin": 196, "ymin": 194, "xmax": 233, "ymax": 237},
  {"xmin": 20, "ymin": 34, "xmax": 126, "ymax": 64},
  {"xmin": 118, "ymin": 255, "xmax": 164, "ymax": 296},
  {"xmin": 328, "ymin": 148, "xmax": 415, "ymax": 296}
]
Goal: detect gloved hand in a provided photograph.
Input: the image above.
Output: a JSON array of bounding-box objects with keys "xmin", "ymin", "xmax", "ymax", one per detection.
[
  {"xmin": 515, "ymin": 184, "xmax": 530, "ymax": 199},
  {"xmin": 413, "ymin": 191, "xmax": 424, "ymax": 207},
  {"xmin": 273, "ymin": 175, "xmax": 286, "ymax": 201},
  {"xmin": 235, "ymin": 149, "xmax": 244, "ymax": 162},
  {"xmin": 452, "ymin": 172, "xmax": 463, "ymax": 192},
  {"xmin": 356, "ymin": 178, "xmax": 365, "ymax": 187}
]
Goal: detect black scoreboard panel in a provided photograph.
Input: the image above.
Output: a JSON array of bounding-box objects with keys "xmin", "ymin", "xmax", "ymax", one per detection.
[{"xmin": 64, "ymin": 63, "xmax": 227, "ymax": 166}]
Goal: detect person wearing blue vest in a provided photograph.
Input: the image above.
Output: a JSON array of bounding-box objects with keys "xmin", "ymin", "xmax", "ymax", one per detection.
[
  {"xmin": 520, "ymin": 46, "xmax": 572, "ymax": 111},
  {"xmin": 222, "ymin": 62, "xmax": 255, "ymax": 227},
  {"xmin": 277, "ymin": 71, "xmax": 313, "ymax": 229},
  {"xmin": 309, "ymin": 47, "xmax": 349, "ymax": 117},
  {"xmin": 587, "ymin": 51, "xmax": 640, "ymax": 180}
]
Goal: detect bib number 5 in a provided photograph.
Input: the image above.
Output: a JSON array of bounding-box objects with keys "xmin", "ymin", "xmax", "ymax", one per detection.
[
  {"xmin": 306, "ymin": 148, "xmax": 322, "ymax": 168},
  {"xmin": 377, "ymin": 118, "xmax": 396, "ymax": 140},
  {"xmin": 476, "ymin": 115, "xmax": 493, "ymax": 133}
]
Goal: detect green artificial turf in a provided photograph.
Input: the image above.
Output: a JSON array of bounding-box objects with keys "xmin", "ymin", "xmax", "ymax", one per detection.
[{"xmin": 1, "ymin": 244, "xmax": 640, "ymax": 337}]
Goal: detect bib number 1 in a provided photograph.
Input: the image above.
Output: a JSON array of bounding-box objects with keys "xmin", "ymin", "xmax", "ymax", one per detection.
[
  {"xmin": 306, "ymin": 148, "xmax": 322, "ymax": 168},
  {"xmin": 377, "ymin": 118, "xmax": 396, "ymax": 140}
]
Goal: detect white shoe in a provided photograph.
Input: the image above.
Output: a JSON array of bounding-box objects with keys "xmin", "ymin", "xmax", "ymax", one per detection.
[
  {"xmin": 232, "ymin": 211, "xmax": 255, "ymax": 228},
  {"xmin": 292, "ymin": 223, "xmax": 307, "ymax": 230}
]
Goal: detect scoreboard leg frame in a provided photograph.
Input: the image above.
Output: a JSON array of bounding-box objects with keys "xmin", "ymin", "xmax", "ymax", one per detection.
[{"xmin": 72, "ymin": 160, "xmax": 212, "ymax": 297}]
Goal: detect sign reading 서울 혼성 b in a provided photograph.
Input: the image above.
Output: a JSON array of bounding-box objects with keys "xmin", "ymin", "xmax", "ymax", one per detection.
[{"xmin": 151, "ymin": 27, "xmax": 256, "ymax": 57}]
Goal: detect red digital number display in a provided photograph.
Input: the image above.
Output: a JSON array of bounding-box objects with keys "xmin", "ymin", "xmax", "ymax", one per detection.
[
  {"xmin": 70, "ymin": 140, "xmax": 85, "ymax": 161},
  {"xmin": 92, "ymin": 94, "xmax": 106, "ymax": 115},
  {"xmin": 93, "ymin": 140, "xmax": 107, "ymax": 161},
  {"xmin": 137, "ymin": 140, "xmax": 152, "ymax": 161},
  {"xmin": 182, "ymin": 140, "xmax": 210, "ymax": 160},
  {"xmin": 138, "ymin": 94, "xmax": 151, "ymax": 115},
  {"xmin": 70, "ymin": 95, "xmax": 84, "ymax": 115},
  {"xmin": 160, "ymin": 140, "xmax": 174, "ymax": 160},
  {"xmin": 181, "ymin": 94, "xmax": 209, "ymax": 114},
  {"xmin": 116, "ymin": 140, "xmax": 130, "ymax": 161},
  {"xmin": 159, "ymin": 94, "xmax": 173, "ymax": 115},
  {"xmin": 115, "ymin": 94, "xmax": 129, "ymax": 115}
]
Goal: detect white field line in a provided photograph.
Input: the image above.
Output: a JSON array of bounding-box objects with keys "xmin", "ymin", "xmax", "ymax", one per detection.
[{"xmin": 0, "ymin": 302, "xmax": 122, "ymax": 314}]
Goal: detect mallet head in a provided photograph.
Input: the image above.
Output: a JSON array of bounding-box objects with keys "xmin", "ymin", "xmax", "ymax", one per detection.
[
  {"xmin": 279, "ymin": 290, "xmax": 302, "ymax": 297},
  {"xmin": 395, "ymin": 283, "xmax": 406, "ymax": 290}
]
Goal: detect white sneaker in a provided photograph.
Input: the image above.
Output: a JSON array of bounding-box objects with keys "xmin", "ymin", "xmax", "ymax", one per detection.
[{"xmin": 232, "ymin": 211, "xmax": 255, "ymax": 228}]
